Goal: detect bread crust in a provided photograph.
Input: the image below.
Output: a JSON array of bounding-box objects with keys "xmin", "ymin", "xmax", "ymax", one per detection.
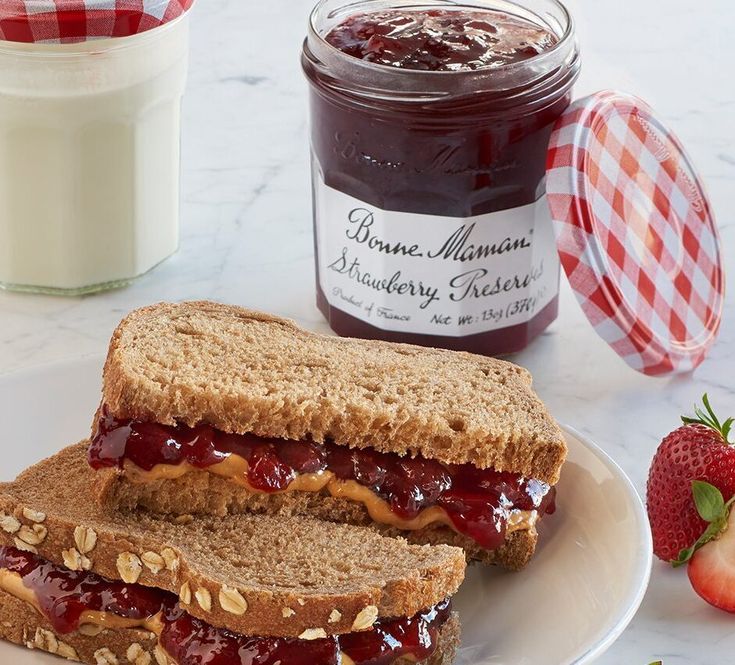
[
  {"xmin": 97, "ymin": 466, "xmax": 539, "ymax": 570},
  {"xmin": 0, "ymin": 589, "xmax": 460, "ymax": 665},
  {"xmin": 100, "ymin": 301, "xmax": 566, "ymax": 484},
  {"xmin": 0, "ymin": 589, "xmax": 158, "ymax": 664},
  {"xmin": 0, "ymin": 443, "xmax": 466, "ymax": 639}
]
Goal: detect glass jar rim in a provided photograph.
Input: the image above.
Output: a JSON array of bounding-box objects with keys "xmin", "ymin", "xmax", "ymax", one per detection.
[
  {"xmin": 0, "ymin": 12, "xmax": 187, "ymax": 59},
  {"xmin": 304, "ymin": 0, "xmax": 580, "ymax": 103},
  {"xmin": 307, "ymin": 0, "xmax": 576, "ymax": 79}
]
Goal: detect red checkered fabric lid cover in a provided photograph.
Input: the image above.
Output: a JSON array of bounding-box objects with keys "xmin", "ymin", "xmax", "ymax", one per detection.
[
  {"xmin": 546, "ymin": 91, "xmax": 724, "ymax": 376},
  {"xmin": 0, "ymin": 0, "xmax": 193, "ymax": 43}
]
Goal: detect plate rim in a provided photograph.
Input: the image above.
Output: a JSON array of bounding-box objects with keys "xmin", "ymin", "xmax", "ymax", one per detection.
[{"xmin": 559, "ymin": 423, "xmax": 653, "ymax": 665}]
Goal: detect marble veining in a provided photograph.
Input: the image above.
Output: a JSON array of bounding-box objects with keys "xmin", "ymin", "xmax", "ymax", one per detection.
[{"xmin": 0, "ymin": 1, "xmax": 732, "ymax": 663}]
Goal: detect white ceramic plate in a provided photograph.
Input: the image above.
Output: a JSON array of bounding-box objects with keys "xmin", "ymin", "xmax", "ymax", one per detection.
[{"xmin": 0, "ymin": 357, "xmax": 652, "ymax": 665}]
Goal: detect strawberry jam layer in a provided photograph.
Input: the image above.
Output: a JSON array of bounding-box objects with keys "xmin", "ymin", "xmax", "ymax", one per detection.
[
  {"xmin": 0, "ymin": 546, "xmax": 451, "ymax": 665},
  {"xmin": 89, "ymin": 410, "xmax": 556, "ymax": 550},
  {"xmin": 325, "ymin": 8, "xmax": 558, "ymax": 72}
]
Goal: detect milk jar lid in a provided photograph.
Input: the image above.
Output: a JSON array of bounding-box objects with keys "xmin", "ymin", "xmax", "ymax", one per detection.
[
  {"xmin": 546, "ymin": 91, "xmax": 724, "ymax": 376},
  {"xmin": 0, "ymin": 0, "xmax": 194, "ymax": 43}
]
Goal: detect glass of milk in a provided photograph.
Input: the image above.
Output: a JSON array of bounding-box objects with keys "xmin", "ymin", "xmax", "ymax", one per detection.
[{"xmin": 0, "ymin": 9, "xmax": 192, "ymax": 295}]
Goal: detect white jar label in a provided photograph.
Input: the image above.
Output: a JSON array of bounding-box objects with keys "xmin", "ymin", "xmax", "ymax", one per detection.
[{"xmin": 315, "ymin": 180, "xmax": 560, "ymax": 337}]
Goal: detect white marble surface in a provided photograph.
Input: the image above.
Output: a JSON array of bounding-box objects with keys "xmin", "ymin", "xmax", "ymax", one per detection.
[{"xmin": 0, "ymin": 0, "xmax": 733, "ymax": 663}]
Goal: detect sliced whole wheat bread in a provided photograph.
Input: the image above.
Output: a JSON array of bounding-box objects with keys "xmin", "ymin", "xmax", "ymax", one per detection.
[
  {"xmin": 0, "ymin": 588, "xmax": 159, "ymax": 664},
  {"xmin": 96, "ymin": 465, "xmax": 538, "ymax": 570},
  {"xmin": 99, "ymin": 301, "xmax": 566, "ymax": 484},
  {"xmin": 0, "ymin": 444, "xmax": 465, "ymax": 639},
  {"xmin": 0, "ymin": 589, "xmax": 460, "ymax": 665}
]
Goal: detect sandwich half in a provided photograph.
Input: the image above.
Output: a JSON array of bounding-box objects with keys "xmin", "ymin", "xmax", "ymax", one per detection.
[
  {"xmin": 0, "ymin": 443, "xmax": 465, "ymax": 665},
  {"xmin": 90, "ymin": 301, "xmax": 567, "ymax": 570}
]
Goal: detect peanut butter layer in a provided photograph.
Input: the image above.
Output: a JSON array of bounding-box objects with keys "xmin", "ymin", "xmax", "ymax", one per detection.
[{"xmin": 123, "ymin": 457, "xmax": 541, "ymax": 538}]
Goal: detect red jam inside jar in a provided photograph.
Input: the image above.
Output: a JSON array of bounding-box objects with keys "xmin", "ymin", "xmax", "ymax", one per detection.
[
  {"xmin": 325, "ymin": 9, "xmax": 558, "ymax": 70},
  {"xmin": 302, "ymin": 0, "xmax": 579, "ymax": 355},
  {"xmin": 89, "ymin": 409, "xmax": 555, "ymax": 551},
  {"xmin": 0, "ymin": 546, "xmax": 451, "ymax": 665}
]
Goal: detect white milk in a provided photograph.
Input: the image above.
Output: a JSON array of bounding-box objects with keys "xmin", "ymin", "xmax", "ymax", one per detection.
[{"xmin": 0, "ymin": 17, "xmax": 190, "ymax": 294}]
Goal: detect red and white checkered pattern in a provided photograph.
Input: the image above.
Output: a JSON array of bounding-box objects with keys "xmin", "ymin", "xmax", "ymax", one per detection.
[
  {"xmin": 546, "ymin": 91, "xmax": 724, "ymax": 376},
  {"xmin": 0, "ymin": 0, "xmax": 193, "ymax": 43}
]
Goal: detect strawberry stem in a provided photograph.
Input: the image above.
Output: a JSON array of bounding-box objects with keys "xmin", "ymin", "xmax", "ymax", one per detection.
[{"xmin": 681, "ymin": 394, "xmax": 733, "ymax": 443}]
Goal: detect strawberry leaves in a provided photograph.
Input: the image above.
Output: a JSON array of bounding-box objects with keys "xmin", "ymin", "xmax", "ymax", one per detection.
[
  {"xmin": 682, "ymin": 394, "xmax": 733, "ymax": 443},
  {"xmin": 673, "ymin": 480, "xmax": 735, "ymax": 567}
]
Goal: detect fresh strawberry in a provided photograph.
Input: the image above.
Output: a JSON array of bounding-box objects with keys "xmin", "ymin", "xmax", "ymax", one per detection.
[
  {"xmin": 684, "ymin": 481, "xmax": 735, "ymax": 611},
  {"xmin": 646, "ymin": 395, "xmax": 735, "ymax": 562}
]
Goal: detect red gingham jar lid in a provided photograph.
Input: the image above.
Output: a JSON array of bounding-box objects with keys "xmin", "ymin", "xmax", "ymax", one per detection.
[
  {"xmin": 0, "ymin": 0, "xmax": 194, "ymax": 44},
  {"xmin": 546, "ymin": 91, "xmax": 724, "ymax": 376}
]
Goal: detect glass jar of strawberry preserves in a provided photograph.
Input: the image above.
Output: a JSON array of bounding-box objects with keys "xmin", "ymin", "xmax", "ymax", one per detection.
[{"xmin": 302, "ymin": 0, "xmax": 580, "ymax": 355}]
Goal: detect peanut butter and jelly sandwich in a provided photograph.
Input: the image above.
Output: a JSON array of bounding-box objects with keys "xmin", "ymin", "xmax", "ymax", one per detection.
[
  {"xmin": 89, "ymin": 301, "xmax": 566, "ymax": 570},
  {"xmin": 0, "ymin": 444, "xmax": 464, "ymax": 665}
]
